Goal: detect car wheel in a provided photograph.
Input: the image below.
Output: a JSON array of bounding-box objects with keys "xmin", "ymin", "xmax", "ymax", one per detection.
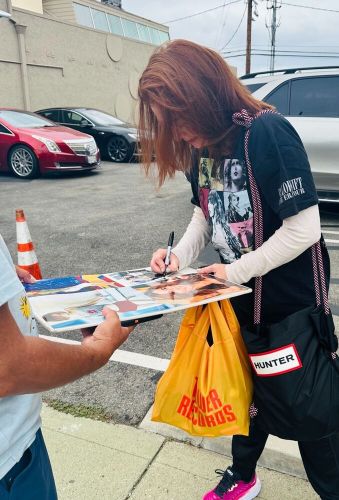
[
  {"xmin": 8, "ymin": 145, "xmax": 40, "ymax": 179},
  {"xmin": 106, "ymin": 136, "xmax": 131, "ymax": 163}
]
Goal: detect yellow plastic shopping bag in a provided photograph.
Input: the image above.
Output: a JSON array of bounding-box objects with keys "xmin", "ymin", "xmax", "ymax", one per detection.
[{"xmin": 152, "ymin": 301, "xmax": 253, "ymax": 437}]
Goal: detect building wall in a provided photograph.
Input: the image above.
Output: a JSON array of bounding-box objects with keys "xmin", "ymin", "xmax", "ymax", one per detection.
[
  {"xmin": 42, "ymin": 0, "xmax": 75, "ymax": 23},
  {"xmin": 12, "ymin": 0, "xmax": 43, "ymax": 14},
  {"xmin": 0, "ymin": 0, "xmax": 12, "ymax": 16},
  {"xmin": 0, "ymin": 3, "xmax": 157, "ymax": 123},
  {"xmin": 0, "ymin": 0, "xmax": 23, "ymax": 107}
]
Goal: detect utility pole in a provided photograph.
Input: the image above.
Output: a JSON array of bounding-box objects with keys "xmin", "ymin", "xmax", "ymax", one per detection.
[
  {"xmin": 266, "ymin": 0, "xmax": 281, "ymax": 73},
  {"xmin": 245, "ymin": 0, "xmax": 259, "ymax": 75},
  {"xmin": 245, "ymin": 0, "xmax": 253, "ymax": 74}
]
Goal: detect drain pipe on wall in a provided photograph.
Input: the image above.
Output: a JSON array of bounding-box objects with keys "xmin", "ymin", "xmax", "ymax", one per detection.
[
  {"xmin": 1, "ymin": 1, "xmax": 31, "ymax": 110},
  {"xmin": 14, "ymin": 23, "xmax": 31, "ymax": 110}
]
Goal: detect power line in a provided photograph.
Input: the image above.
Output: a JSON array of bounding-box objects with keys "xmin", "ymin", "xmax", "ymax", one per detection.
[
  {"xmin": 215, "ymin": 1, "xmax": 229, "ymax": 48},
  {"xmin": 163, "ymin": 0, "xmax": 241, "ymax": 24},
  {"xmin": 161, "ymin": 0, "xmax": 339, "ymax": 24},
  {"xmin": 223, "ymin": 52, "xmax": 339, "ymax": 59},
  {"xmin": 284, "ymin": 2, "xmax": 339, "ymax": 14},
  {"xmin": 221, "ymin": 43, "xmax": 339, "ymax": 50},
  {"xmin": 219, "ymin": 3, "xmax": 247, "ymax": 51},
  {"xmin": 223, "ymin": 48, "xmax": 339, "ymax": 55},
  {"xmin": 223, "ymin": 44, "xmax": 339, "ymax": 51},
  {"xmin": 246, "ymin": 44, "xmax": 339, "ymax": 48}
]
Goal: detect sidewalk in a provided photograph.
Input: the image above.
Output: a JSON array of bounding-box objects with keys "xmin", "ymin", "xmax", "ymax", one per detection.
[{"xmin": 42, "ymin": 405, "xmax": 317, "ymax": 500}]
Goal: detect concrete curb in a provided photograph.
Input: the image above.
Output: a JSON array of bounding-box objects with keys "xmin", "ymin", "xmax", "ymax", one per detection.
[
  {"xmin": 43, "ymin": 404, "xmax": 317, "ymax": 500},
  {"xmin": 139, "ymin": 406, "xmax": 307, "ymax": 480}
]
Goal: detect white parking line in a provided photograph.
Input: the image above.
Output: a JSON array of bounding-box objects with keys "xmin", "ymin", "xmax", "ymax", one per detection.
[
  {"xmin": 322, "ymin": 230, "xmax": 339, "ymax": 235},
  {"xmin": 39, "ymin": 334, "xmax": 169, "ymax": 372},
  {"xmin": 325, "ymin": 239, "xmax": 339, "ymax": 244}
]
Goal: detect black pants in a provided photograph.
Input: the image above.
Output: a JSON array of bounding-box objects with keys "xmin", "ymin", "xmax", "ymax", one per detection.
[{"xmin": 232, "ymin": 420, "xmax": 339, "ymax": 500}]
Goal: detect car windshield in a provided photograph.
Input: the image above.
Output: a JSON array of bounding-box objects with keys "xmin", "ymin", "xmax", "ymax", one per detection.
[
  {"xmin": 78, "ymin": 109, "xmax": 125, "ymax": 126},
  {"xmin": 0, "ymin": 110, "xmax": 54, "ymax": 128}
]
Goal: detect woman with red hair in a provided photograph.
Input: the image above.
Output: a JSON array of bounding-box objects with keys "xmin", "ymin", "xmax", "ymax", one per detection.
[{"xmin": 138, "ymin": 40, "xmax": 338, "ymax": 500}]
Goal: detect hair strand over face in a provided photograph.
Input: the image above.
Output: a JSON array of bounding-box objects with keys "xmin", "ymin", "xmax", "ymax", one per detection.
[{"xmin": 138, "ymin": 39, "xmax": 273, "ymax": 186}]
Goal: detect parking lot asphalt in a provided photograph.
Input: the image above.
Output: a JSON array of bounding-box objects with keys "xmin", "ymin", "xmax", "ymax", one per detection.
[
  {"xmin": 0, "ymin": 162, "xmax": 338, "ymax": 427},
  {"xmin": 0, "ymin": 162, "xmax": 195, "ymax": 425}
]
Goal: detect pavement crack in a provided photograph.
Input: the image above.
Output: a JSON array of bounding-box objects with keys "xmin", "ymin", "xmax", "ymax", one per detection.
[
  {"xmin": 123, "ymin": 439, "xmax": 167, "ymax": 499},
  {"xmin": 43, "ymin": 425, "xmax": 159, "ymax": 461}
]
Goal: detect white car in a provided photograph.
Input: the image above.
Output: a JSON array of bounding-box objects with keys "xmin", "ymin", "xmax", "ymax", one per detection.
[{"xmin": 241, "ymin": 66, "xmax": 339, "ymax": 203}]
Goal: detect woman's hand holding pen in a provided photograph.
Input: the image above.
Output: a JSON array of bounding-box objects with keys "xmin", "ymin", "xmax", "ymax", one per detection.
[
  {"xmin": 151, "ymin": 231, "xmax": 177, "ymax": 275},
  {"xmin": 150, "ymin": 248, "xmax": 179, "ymax": 274}
]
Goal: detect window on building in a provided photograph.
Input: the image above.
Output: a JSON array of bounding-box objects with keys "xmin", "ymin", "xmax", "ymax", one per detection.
[
  {"xmin": 92, "ymin": 8, "xmax": 109, "ymax": 32},
  {"xmin": 290, "ymin": 76, "xmax": 339, "ymax": 117},
  {"xmin": 108, "ymin": 14, "xmax": 123, "ymax": 36},
  {"xmin": 137, "ymin": 24, "xmax": 152, "ymax": 43},
  {"xmin": 73, "ymin": 2, "xmax": 168, "ymax": 46},
  {"xmin": 121, "ymin": 18, "xmax": 139, "ymax": 40},
  {"xmin": 74, "ymin": 3, "xmax": 93, "ymax": 28},
  {"xmin": 149, "ymin": 27, "xmax": 161, "ymax": 45},
  {"xmin": 158, "ymin": 31, "xmax": 170, "ymax": 43}
]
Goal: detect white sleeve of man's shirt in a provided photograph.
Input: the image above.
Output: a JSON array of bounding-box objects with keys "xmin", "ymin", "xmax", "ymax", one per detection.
[
  {"xmin": 172, "ymin": 204, "xmax": 321, "ymax": 284},
  {"xmin": 0, "ymin": 236, "xmax": 22, "ymax": 307}
]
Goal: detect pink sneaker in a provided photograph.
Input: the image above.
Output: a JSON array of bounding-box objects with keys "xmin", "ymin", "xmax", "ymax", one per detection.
[{"xmin": 203, "ymin": 467, "xmax": 261, "ymax": 500}]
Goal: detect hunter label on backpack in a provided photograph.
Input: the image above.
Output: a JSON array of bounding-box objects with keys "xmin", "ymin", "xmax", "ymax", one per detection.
[{"xmin": 249, "ymin": 344, "xmax": 302, "ymax": 377}]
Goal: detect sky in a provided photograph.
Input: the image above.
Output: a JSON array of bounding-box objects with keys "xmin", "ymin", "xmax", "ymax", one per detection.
[{"xmin": 122, "ymin": 0, "xmax": 339, "ymax": 76}]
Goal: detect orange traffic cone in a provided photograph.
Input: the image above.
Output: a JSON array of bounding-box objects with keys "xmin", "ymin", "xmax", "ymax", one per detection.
[{"xmin": 16, "ymin": 209, "xmax": 42, "ymax": 280}]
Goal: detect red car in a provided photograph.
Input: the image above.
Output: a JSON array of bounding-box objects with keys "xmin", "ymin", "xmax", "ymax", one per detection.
[{"xmin": 0, "ymin": 108, "xmax": 100, "ymax": 179}]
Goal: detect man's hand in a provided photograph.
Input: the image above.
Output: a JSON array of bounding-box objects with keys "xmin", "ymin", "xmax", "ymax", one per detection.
[
  {"xmin": 198, "ymin": 263, "xmax": 228, "ymax": 280},
  {"xmin": 15, "ymin": 265, "xmax": 37, "ymax": 284},
  {"xmin": 150, "ymin": 248, "xmax": 179, "ymax": 274},
  {"xmin": 81, "ymin": 308, "xmax": 133, "ymax": 365},
  {"xmin": 81, "ymin": 327, "xmax": 95, "ymax": 338},
  {"xmin": 0, "ymin": 304, "xmax": 133, "ymax": 396}
]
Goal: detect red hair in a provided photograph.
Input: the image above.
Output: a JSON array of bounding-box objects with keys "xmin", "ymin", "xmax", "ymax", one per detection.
[{"xmin": 138, "ymin": 39, "xmax": 272, "ymax": 185}]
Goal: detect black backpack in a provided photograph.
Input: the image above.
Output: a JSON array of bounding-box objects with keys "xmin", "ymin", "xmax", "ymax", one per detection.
[{"xmin": 234, "ymin": 109, "xmax": 339, "ymax": 440}]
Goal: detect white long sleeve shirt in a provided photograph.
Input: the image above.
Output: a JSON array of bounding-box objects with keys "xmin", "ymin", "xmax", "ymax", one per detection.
[{"xmin": 172, "ymin": 204, "xmax": 321, "ymax": 285}]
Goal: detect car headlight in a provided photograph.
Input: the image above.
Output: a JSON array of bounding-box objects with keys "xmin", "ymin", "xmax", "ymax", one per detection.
[
  {"xmin": 32, "ymin": 135, "xmax": 61, "ymax": 153},
  {"xmin": 128, "ymin": 133, "xmax": 137, "ymax": 140}
]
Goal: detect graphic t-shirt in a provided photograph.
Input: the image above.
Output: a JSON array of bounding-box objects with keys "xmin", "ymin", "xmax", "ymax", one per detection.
[
  {"xmin": 188, "ymin": 112, "xmax": 330, "ymax": 325},
  {"xmin": 0, "ymin": 236, "xmax": 41, "ymax": 479},
  {"xmin": 198, "ymin": 156, "xmax": 253, "ymax": 263}
]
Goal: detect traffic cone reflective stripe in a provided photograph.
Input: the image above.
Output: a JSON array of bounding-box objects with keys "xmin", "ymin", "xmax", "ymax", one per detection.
[
  {"xmin": 17, "ymin": 242, "xmax": 34, "ymax": 252},
  {"xmin": 16, "ymin": 209, "xmax": 42, "ymax": 280}
]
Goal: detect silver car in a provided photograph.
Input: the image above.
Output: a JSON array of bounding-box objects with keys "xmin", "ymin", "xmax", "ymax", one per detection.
[{"xmin": 241, "ymin": 67, "xmax": 339, "ymax": 203}]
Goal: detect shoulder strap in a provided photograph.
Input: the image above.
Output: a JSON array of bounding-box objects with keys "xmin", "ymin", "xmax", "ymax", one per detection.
[{"xmin": 232, "ymin": 109, "xmax": 331, "ymax": 323}]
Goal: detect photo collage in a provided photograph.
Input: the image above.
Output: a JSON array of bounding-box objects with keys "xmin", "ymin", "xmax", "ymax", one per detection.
[
  {"xmin": 24, "ymin": 268, "xmax": 251, "ymax": 333},
  {"xmin": 198, "ymin": 157, "xmax": 254, "ymax": 263}
]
